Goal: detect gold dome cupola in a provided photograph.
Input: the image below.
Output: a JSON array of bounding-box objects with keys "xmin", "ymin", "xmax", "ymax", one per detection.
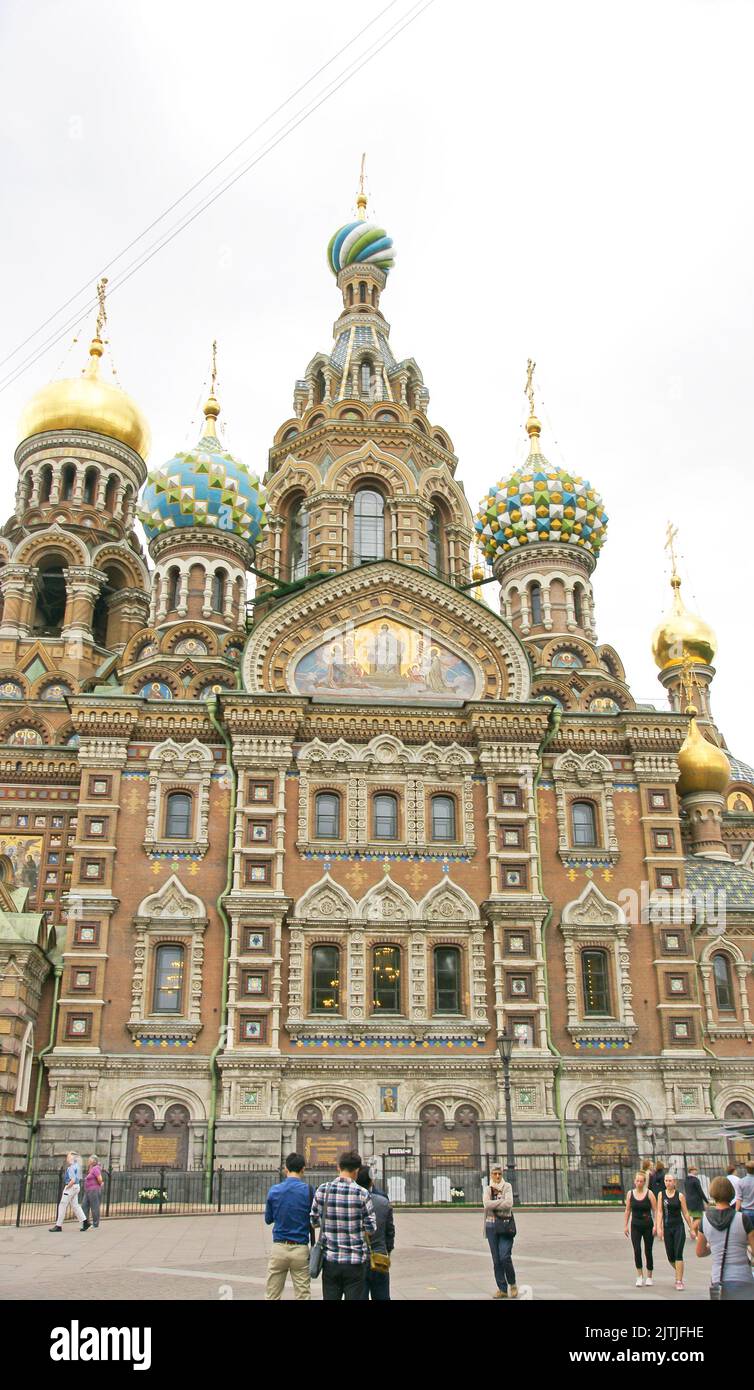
[{"xmin": 17, "ymin": 279, "xmax": 150, "ymax": 460}]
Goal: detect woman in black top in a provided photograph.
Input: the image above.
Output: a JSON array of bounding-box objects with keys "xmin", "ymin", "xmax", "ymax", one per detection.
[
  {"xmin": 657, "ymin": 1173, "xmax": 694, "ymax": 1290},
  {"xmin": 624, "ymin": 1169, "xmax": 658, "ymax": 1286}
]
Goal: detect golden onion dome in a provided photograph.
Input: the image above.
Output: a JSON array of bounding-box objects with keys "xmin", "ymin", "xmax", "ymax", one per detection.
[
  {"xmin": 677, "ymin": 712, "xmax": 731, "ymax": 797},
  {"xmin": 652, "ymin": 574, "xmax": 716, "ymax": 671},
  {"xmin": 17, "ymin": 335, "xmax": 150, "ymax": 459}
]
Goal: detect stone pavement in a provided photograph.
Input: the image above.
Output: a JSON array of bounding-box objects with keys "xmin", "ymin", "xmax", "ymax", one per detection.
[{"xmin": 0, "ymin": 1208, "xmax": 714, "ymax": 1300}]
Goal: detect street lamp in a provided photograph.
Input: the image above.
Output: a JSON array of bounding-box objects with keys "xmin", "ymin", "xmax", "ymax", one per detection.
[{"xmin": 497, "ymin": 1031, "xmax": 518, "ymax": 1203}]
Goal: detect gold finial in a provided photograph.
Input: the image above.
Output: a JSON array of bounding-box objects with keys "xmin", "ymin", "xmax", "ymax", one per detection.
[
  {"xmin": 85, "ymin": 276, "xmax": 108, "ymax": 371},
  {"xmin": 95, "ymin": 277, "xmax": 108, "ymax": 339},
  {"xmin": 356, "ymin": 153, "xmax": 368, "ymax": 218},
  {"xmin": 524, "ymin": 358, "xmax": 541, "ymax": 441},
  {"xmin": 203, "ymin": 339, "xmax": 221, "ymax": 436},
  {"xmin": 681, "ymin": 652, "xmax": 698, "ymax": 715},
  {"xmin": 665, "ymin": 520, "xmax": 680, "ymax": 586}
]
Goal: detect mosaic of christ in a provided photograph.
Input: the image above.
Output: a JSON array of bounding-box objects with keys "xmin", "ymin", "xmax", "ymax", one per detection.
[{"xmin": 293, "ymin": 618, "xmax": 477, "ymax": 701}]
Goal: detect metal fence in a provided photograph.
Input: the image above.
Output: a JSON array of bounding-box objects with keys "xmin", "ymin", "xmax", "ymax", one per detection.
[{"xmin": 2, "ymin": 1149, "xmax": 746, "ymax": 1227}]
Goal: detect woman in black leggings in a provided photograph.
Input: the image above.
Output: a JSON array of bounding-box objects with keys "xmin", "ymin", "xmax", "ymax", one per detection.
[
  {"xmin": 624, "ymin": 1169, "xmax": 658, "ymax": 1286},
  {"xmin": 657, "ymin": 1172, "xmax": 694, "ymax": 1290}
]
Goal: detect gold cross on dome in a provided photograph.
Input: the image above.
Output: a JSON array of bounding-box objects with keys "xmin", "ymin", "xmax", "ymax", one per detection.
[
  {"xmin": 525, "ymin": 359, "xmax": 537, "ymax": 417},
  {"xmin": 95, "ymin": 277, "xmax": 108, "ymax": 338},
  {"xmin": 664, "ymin": 520, "xmax": 679, "ymax": 579},
  {"xmin": 211, "ymin": 339, "xmax": 218, "ymax": 396}
]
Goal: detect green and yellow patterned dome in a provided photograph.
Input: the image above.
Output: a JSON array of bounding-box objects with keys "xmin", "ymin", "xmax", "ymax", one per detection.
[{"xmin": 475, "ymin": 417, "xmax": 609, "ymax": 561}]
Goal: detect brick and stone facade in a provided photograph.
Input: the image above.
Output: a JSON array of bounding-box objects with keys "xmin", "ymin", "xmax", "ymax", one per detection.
[{"xmin": 0, "ymin": 206, "xmax": 752, "ymax": 1176}]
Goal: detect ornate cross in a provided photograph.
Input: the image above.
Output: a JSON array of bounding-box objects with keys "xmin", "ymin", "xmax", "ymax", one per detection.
[
  {"xmin": 664, "ymin": 520, "xmax": 679, "ymax": 578},
  {"xmin": 96, "ymin": 277, "xmax": 108, "ymax": 338},
  {"xmin": 525, "ymin": 358, "xmax": 537, "ymax": 417}
]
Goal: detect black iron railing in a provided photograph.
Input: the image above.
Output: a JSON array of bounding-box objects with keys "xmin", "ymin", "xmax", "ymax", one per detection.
[{"xmin": 3, "ymin": 1148, "xmax": 745, "ymax": 1227}]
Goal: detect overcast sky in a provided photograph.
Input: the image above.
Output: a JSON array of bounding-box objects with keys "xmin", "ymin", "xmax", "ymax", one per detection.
[{"xmin": 1, "ymin": 0, "xmax": 751, "ymax": 758}]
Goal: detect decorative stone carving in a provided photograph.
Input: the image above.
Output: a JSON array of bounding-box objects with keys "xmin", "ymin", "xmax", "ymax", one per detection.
[
  {"xmin": 552, "ymin": 748, "xmax": 619, "ymax": 865},
  {"xmin": 129, "ymin": 874, "xmax": 208, "ymax": 1040},
  {"xmin": 560, "ymin": 881, "xmax": 636, "ymax": 1041}
]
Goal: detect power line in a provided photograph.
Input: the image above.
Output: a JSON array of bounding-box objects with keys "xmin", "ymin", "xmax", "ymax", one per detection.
[
  {"xmin": 0, "ymin": 0, "xmax": 434, "ymax": 395},
  {"xmin": 0, "ymin": 0, "xmax": 404, "ymax": 376}
]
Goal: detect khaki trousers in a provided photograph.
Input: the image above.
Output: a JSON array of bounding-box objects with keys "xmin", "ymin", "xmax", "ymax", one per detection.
[{"xmin": 265, "ymin": 1242, "xmax": 311, "ymax": 1300}]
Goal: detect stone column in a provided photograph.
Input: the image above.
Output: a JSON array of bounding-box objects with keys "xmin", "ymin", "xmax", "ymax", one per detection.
[
  {"xmin": 0, "ymin": 564, "xmax": 37, "ymax": 637},
  {"xmin": 61, "ymin": 567, "xmax": 106, "ymax": 643}
]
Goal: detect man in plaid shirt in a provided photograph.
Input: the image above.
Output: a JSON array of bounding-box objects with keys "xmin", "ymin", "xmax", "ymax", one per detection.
[{"xmin": 311, "ymin": 1150, "xmax": 377, "ymax": 1300}]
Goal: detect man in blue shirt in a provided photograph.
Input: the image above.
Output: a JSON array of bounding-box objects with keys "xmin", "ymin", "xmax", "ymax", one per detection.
[{"xmin": 265, "ymin": 1153, "xmax": 314, "ymax": 1300}]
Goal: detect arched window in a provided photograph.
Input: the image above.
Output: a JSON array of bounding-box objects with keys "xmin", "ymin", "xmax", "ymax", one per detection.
[
  {"xmin": 582, "ymin": 949, "xmax": 611, "ymax": 1015},
  {"xmin": 427, "ymin": 504, "xmax": 443, "ymax": 575},
  {"xmin": 311, "ymin": 945, "xmax": 340, "ymax": 1012},
  {"xmin": 431, "ymin": 794, "xmax": 456, "ymax": 841},
  {"xmin": 314, "ymin": 791, "xmax": 340, "ymax": 838},
  {"xmin": 359, "ymin": 281, "xmax": 367, "ymax": 303},
  {"xmin": 571, "ymin": 800, "xmax": 597, "ymax": 847},
  {"xmin": 152, "ymin": 944, "xmax": 185, "ymax": 1014},
  {"xmin": 39, "ymin": 465, "xmax": 53, "ymax": 504},
  {"xmin": 104, "ymin": 475, "xmax": 118, "ymax": 513},
  {"xmin": 165, "ymin": 791, "xmax": 192, "ymax": 839},
  {"xmin": 314, "ymin": 368, "xmax": 327, "ymax": 405},
  {"xmin": 354, "ymin": 488, "xmax": 385, "ymax": 561},
  {"xmin": 434, "ymin": 946, "xmax": 461, "ymax": 1013},
  {"xmin": 33, "ymin": 562, "xmax": 66, "ymax": 636},
  {"xmin": 211, "ymin": 570, "xmax": 226, "ymax": 612},
  {"xmin": 374, "ymin": 793, "xmax": 398, "ymax": 839},
  {"xmin": 83, "ymin": 468, "xmax": 98, "ymax": 505},
  {"xmin": 573, "ymin": 585, "xmax": 584, "ymax": 627},
  {"xmin": 61, "ymin": 463, "xmax": 76, "ymax": 502},
  {"xmin": 166, "ymin": 567, "xmax": 180, "ymax": 611},
  {"xmin": 529, "ymin": 581, "xmax": 543, "ymax": 625},
  {"xmin": 360, "ymin": 358, "xmax": 374, "ymax": 398},
  {"xmin": 289, "ymin": 495, "xmax": 309, "ymax": 580},
  {"xmin": 347, "ymin": 284, "xmax": 354, "ymax": 306},
  {"xmin": 372, "ymin": 945, "xmax": 401, "ymax": 1013},
  {"xmin": 713, "ymin": 953, "xmax": 735, "ymax": 1011}
]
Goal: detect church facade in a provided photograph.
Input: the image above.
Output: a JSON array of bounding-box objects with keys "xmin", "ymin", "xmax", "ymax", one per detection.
[{"xmin": 0, "ymin": 196, "xmax": 752, "ymax": 1177}]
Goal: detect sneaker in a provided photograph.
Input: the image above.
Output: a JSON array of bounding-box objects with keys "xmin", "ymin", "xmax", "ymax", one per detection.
[
  {"xmin": 80, "ymin": 1221, "xmax": 90, "ymax": 1232},
  {"xmin": 49, "ymin": 1226, "xmax": 62, "ymax": 1232},
  {"xmin": 645, "ymin": 1275, "xmax": 653, "ymax": 1286},
  {"xmin": 493, "ymin": 1289, "xmax": 508, "ymax": 1299},
  {"xmin": 635, "ymin": 1276, "xmax": 643, "ymax": 1286},
  {"xmin": 675, "ymin": 1280, "xmax": 684, "ymax": 1290},
  {"xmin": 509, "ymin": 1285, "xmax": 519, "ymax": 1298}
]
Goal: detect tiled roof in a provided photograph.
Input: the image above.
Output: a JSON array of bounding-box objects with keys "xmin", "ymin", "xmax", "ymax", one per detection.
[
  {"xmin": 727, "ymin": 751, "xmax": 754, "ymax": 785},
  {"xmin": 685, "ymin": 857, "xmax": 754, "ymax": 911}
]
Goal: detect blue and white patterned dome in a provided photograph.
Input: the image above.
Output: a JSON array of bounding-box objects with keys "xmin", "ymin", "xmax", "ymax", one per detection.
[
  {"xmin": 327, "ymin": 220, "xmax": 396, "ymax": 276},
  {"xmin": 137, "ymin": 399, "xmax": 266, "ymax": 547}
]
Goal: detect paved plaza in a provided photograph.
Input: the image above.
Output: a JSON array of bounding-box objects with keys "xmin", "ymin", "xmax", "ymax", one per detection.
[{"xmin": 0, "ymin": 1209, "xmax": 713, "ymax": 1301}]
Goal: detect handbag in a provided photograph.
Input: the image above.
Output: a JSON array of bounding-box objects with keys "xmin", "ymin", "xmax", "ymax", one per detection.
[
  {"xmin": 494, "ymin": 1212, "xmax": 516, "ymax": 1236},
  {"xmin": 309, "ymin": 1184, "xmax": 330, "ymax": 1279},
  {"xmin": 709, "ymin": 1216, "xmax": 732, "ymax": 1301},
  {"xmin": 366, "ymin": 1234, "xmax": 391, "ymax": 1274}
]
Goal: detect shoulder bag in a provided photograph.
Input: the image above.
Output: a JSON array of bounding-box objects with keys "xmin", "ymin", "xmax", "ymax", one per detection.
[
  {"xmin": 709, "ymin": 1216, "xmax": 732, "ymax": 1301},
  {"xmin": 494, "ymin": 1211, "xmax": 516, "ymax": 1236},
  {"xmin": 309, "ymin": 1184, "xmax": 330, "ymax": 1279}
]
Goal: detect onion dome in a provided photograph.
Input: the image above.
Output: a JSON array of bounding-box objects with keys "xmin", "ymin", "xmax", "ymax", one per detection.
[
  {"xmin": 327, "ymin": 219, "xmax": 395, "ymax": 276},
  {"xmin": 677, "ymin": 710, "xmax": 731, "ymax": 796},
  {"xmin": 474, "ymin": 416, "xmax": 609, "ymax": 560},
  {"xmin": 137, "ymin": 393, "xmax": 266, "ymax": 547},
  {"xmin": 652, "ymin": 574, "xmax": 716, "ymax": 670},
  {"xmin": 17, "ymin": 332, "xmax": 150, "ymax": 459}
]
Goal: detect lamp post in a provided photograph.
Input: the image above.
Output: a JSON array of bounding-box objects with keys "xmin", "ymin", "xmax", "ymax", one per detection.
[{"xmin": 497, "ymin": 1031, "xmax": 518, "ymax": 1203}]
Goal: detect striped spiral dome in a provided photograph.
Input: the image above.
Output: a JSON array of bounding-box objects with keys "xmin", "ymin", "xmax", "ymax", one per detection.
[{"xmin": 327, "ymin": 220, "xmax": 396, "ymax": 276}]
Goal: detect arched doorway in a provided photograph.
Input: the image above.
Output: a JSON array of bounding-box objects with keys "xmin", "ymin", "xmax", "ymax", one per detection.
[
  {"xmin": 296, "ymin": 1102, "xmax": 358, "ymax": 1169},
  {"xmin": 126, "ymin": 1101, "xmax": 190, "ymax": 1170},
  {"xmin": 419, "ymin": 1102, "xmax": 481, "ymax": 1202},
  {"xmin": 724, "ymin": 1101, "xmax": 754, "ymax": 1163}
]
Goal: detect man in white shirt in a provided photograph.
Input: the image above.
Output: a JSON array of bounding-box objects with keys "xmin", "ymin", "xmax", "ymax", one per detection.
[{"xmin": 49, "ymin": 1152, "xmax": 86, "ymax": 1232}]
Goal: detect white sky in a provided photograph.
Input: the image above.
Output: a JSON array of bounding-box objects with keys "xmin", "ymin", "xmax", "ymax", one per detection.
[{"xmin": 1, "ymin": 0, "xmax": 751, "ymax": 759}]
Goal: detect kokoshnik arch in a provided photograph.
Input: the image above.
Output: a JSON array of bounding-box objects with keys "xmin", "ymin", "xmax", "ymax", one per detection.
[{"xmin": 0, "ymin": 180, "xmax": 752, "ymax": 1174}]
